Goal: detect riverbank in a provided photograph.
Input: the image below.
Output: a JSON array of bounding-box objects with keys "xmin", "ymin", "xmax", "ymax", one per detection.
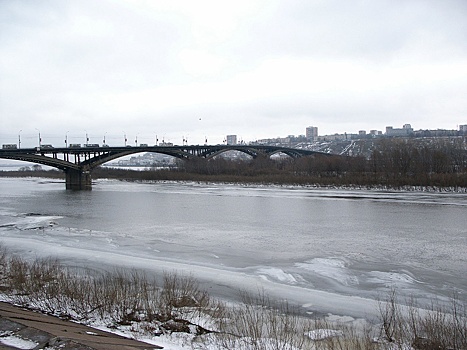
[
  {"xmin": 1, "ymin": 169, "xmax": 467, "ymax": 193},
  {"xmin": 1, "ymin": 247, "xmax": 465, "ymax": 350},
  {"xmin": 0, "ymin": 247, "xmax": 370, "ymax": 349}
]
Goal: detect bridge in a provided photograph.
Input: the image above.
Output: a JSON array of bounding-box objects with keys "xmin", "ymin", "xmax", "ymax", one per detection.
[{"xmin": 0, "ymin": 144, "xmax": 329, "ymax": 190}]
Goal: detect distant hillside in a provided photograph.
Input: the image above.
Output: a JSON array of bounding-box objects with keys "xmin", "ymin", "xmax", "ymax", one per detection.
[{"xmin": 294, "ymin": 136, "xmax": 467, "ymax": 159}]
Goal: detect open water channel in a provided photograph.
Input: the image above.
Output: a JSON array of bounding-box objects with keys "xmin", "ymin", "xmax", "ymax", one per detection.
[{"xmin": 0, "ymin": 177, "xmax": 466, "ymax": 321}]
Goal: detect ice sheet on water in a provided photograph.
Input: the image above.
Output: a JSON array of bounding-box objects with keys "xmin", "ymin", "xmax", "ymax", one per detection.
[
  {"xmin": 1, "ymin": 212, "xmax": 62, "ymax": 231},
  {"xmin": 295, "ymin": 258, "xmax": 359, "ymax": 286},
  {"xmin": 366, "ymin": 270, "xmax": 419, "ymax": 286},
  {"xmin": 256, "ymin": 267, "xmax": 297, "ymax": 284}
]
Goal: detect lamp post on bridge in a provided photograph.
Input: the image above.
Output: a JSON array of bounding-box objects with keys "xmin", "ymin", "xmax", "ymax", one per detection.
[
  {"xmin": 85, "ymin": 130, "xmax": 89, "ymax": 146},
  {"xmin": 35, "ymin": 128, "xmax": 41, "ymax": 148},
  {"xmin": 123, "ymin": 132, "xmax": 127, "ymax": 146},
  {"xmin": 103, "ymin": 132, "xmax": 107, "ymax": 146},
  {"xmin": 18, "ymin": 130, "xmax": 22, "ymax": 149},
  {"xmin": 135, "ymin": 133, "xmax": 139, "ymax": 147},
  {"xmin": 65, "ymin": 131, "xmax": 69, "ymax": 147}
]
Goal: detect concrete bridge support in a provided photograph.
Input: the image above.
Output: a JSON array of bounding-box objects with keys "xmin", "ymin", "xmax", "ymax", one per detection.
[{"xmin": 65, "ymin": 169, "xmax": 92, "ymax": 190}]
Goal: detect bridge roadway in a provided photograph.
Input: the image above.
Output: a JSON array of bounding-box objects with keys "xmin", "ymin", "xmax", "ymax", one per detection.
[{"xmin": 0, "ymin": 144, "xmax": 327, "ymax": 190}]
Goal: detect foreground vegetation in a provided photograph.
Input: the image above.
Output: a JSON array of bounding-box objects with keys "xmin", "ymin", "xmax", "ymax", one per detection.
[
  {"xmin": 0, "ymin": 246, "xmax": 465, "ymax": 349},
  {"xmin": 2, "ymin": 138, "xmax": 466, "ymax": 189}
]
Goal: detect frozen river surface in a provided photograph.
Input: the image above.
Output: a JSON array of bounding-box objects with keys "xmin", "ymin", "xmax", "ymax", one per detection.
[{"xmin": 0, "ymin": 177, "xmax": 466, "ymax": 320}]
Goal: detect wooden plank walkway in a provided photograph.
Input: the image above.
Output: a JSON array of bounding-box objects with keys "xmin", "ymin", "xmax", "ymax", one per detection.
[{"xmin": 0, "ymin": 302, "xmax": 162, "ymax": 350}]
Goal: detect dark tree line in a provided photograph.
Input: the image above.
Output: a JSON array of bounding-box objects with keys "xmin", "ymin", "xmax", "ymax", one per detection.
[
  {"xmin": 177, "ymin": 138, "xmax": 467, "ymax": 187},
  {"xmin": 365, "ymin": 139, "xmax": 467, "ymax": 187},
  {"xmin": 368, "ymin": 139, "xmax": 467, "ymax": 176}
]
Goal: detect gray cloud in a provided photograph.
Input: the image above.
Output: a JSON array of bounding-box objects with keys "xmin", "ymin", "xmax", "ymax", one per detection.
[{"xmin": 1, "ymin": 0, "xmax": 466, "ymax": 147}]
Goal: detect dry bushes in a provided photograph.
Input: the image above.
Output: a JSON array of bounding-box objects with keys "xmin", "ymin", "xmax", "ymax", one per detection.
[
  {"xmin": 209, "ymin": 290, "xmax": 378, "ymax": 350},
  {"xmin": 377, "ymin": 289, "xmax": 467, "ymax": 349},
  {"xmin": 0, "ymin": 248, "xmax": 212, "ymax": 329},
  {"xmin": 214, "ymin": 291, "xmax": 312, "ymax": 349}
]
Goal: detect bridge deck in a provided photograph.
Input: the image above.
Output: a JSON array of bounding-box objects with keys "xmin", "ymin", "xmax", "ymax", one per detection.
[{"xmin": 0, "ymin": 145, "xmax": 329, "ymax": 190}]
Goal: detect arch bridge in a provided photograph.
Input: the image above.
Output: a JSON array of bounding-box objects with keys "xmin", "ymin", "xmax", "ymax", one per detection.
[{"xmin": 0, "ymin": 144, "xmax": 330, "ymax": 190}]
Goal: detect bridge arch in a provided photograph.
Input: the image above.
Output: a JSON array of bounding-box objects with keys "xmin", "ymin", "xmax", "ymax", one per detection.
[
  {"xmin": 201, "ymin": 147, "xmax": 260, "ymax": 159},
  {"xmin": 0, "ymin": 145, "xmax": 328, "ymax": 189}
]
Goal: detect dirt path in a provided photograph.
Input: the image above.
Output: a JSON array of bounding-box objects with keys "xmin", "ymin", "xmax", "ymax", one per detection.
[{"xmin": 0, "ymin": 301, "xmax": 162, "ymax": 349}]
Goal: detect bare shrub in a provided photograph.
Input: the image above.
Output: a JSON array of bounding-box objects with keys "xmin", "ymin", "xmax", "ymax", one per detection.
[
  {"xmin": 377, "ymin": 289, "xmax": 467, "ymax": 350},
  {"xmin": 309, "ymin": 319, "xmax": 377, "ymax": 350},
  {"xmin": 377, "ymin": 288, "xmax": 406, "ymax": 344},
  {"xmin": 159, "ymin": 271, "xmax": 210, "ymax": 321},
  {"xmin": 0, "ymin": 244, "xmax": 9, "ymax": 289},
  {"xmin": 214, "ymin": 290, "xmax": 314, "ymax": 349},
  {"xmin": 92, "ymin": 268, "xmax": 160, "ymax": 325},
  {"xmin": 6, "ymin": 255, "xmax": 30, "ymax": 293}
]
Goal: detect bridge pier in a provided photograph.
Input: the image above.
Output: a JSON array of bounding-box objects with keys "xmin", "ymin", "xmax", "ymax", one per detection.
[{"xmin": 65, "ymin": 169, "xmax": 92, "ymax": 190}]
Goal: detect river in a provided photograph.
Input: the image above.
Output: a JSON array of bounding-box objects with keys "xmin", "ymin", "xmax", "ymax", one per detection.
[{"xmin": 0, "ymin": 177, "xmax": 465, "ymax": 321}]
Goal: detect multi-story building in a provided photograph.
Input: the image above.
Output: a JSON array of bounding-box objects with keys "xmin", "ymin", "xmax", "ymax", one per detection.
[
  {"xmin": 226, "ymin": 135, "xmax": 237, "ymax": 145},
  {"xmin": 318, "ymin": 134, "xmax": 347, "ymax": 141},
  {"xmin": 306, "ymin": 126, "xmax": 318, "ymax": 141},
  {"xmin": 386, "ymin": 124, "xmax": 413, "ymax": 136}
]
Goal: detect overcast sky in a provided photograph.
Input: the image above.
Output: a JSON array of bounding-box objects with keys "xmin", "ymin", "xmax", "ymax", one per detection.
[{"xmin": 1, "ymin": 0, "xmax": 466, "ymax": 147}]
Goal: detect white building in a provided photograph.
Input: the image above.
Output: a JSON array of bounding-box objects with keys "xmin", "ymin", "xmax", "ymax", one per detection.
[
  {"xmin": 386, "ymin": 124, "xmax": 413, "ymax": 136},
  {"xmin": 226, "ymin": 135, "xmax": 237, "ymax": 145}
]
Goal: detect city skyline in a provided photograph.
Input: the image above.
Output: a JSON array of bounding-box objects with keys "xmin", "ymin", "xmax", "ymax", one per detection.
[
  {"xmin": 2, "ymin": 120, "xmax": 466, "ymax": 149},
  {"xmin": 1, "ymin": 1, "xmax": 467, "ymax": 145}
]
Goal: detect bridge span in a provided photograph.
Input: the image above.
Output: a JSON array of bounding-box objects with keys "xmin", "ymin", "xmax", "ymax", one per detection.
[{"xmin": 0, "ymin": 144, "xmax": 329, "ymax": 190}]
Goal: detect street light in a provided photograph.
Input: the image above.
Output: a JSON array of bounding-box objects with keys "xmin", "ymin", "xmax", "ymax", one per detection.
[
  {"xmin": 85, "ymin": 130, "xmax": 89, "ymax": 146},
  {"xmin": 103, "ymin": 132, "xmax": 107, "ymax": 145},
  {"xmin": 35, "ymin": 128, "xmax": 41, "ymax": 147},
  {"xmin": 123, "ymin": 132, "xmax": 127, "ymax": 146},
  {"xmin": 135, "ymin": 133, "xmax": 139, "ymax": 147},
  {"xmin": 18, "ymin": 130, "xmax": 22, "ymax": 149},
  {"xmin": 65, "ymin": 131, "xmax": 69, "ymax": 147}
]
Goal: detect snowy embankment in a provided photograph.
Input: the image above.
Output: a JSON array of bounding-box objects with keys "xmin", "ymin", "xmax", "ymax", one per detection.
[
  {"xmin": 131, "ymin": 178, "xmax": 467, "ymax": 193},
  {"xmin": 1, "ymin": 247, "xmax": 466, "ymax": 350}
]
